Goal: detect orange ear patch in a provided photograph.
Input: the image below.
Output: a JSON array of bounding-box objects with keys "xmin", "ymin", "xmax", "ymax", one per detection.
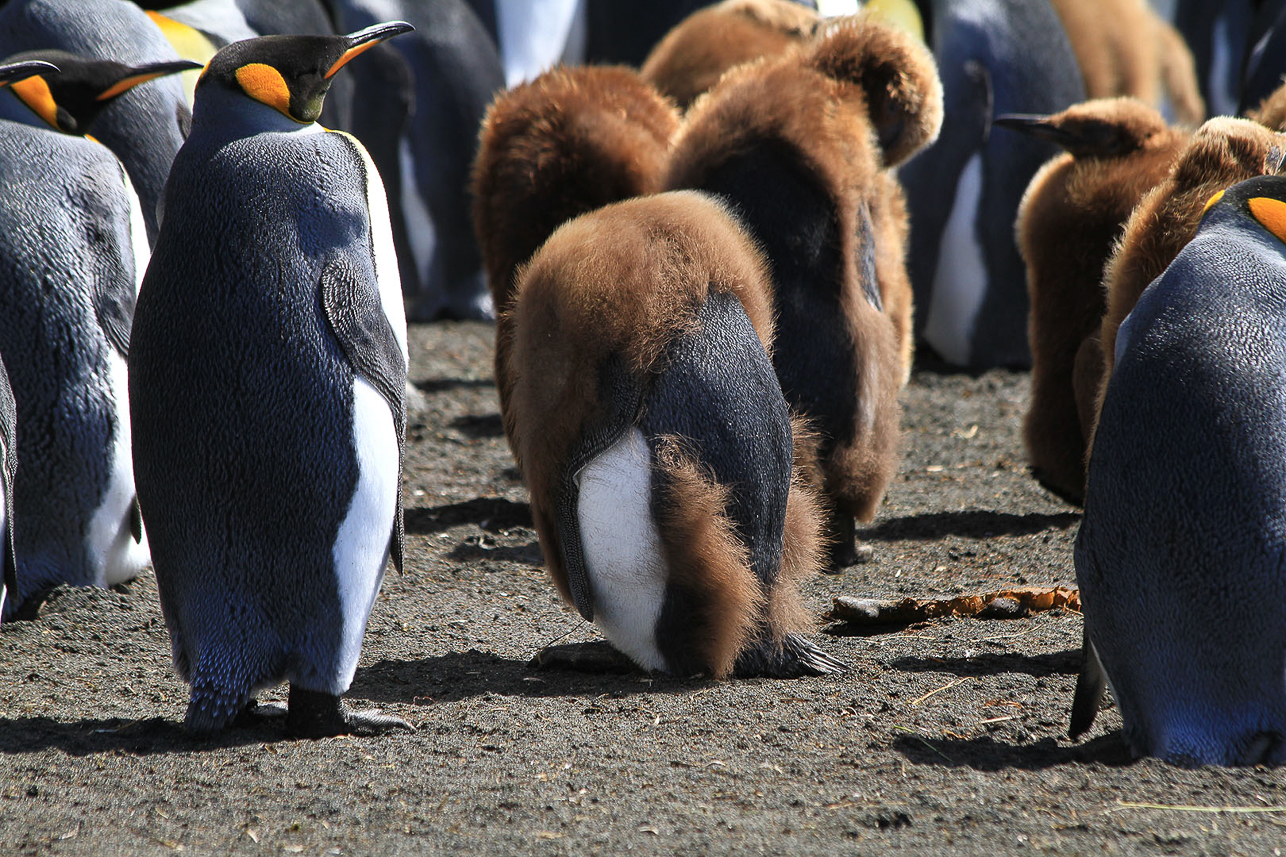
[
  {"xmin": 234, "ymin": 63, "xmax": 294, "ymax": 119},
  {"xmin": 1201, "ymin": 189, "xmax": 1225, "ymax": 217},
  {"xmin": 1249, "ymin": 196, "xmax": 1286, "ymax": 245},
  {"xmin": 7, "ymin": 74, "xmax": 59, "ymax": 129}
]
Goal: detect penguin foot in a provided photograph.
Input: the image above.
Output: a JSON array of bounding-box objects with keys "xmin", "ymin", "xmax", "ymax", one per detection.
[
  {"xmin": 529, "ymin": 641, "xmax": 638, "ymax": 674},
  {"xmin": 231, "ymin": 698, "xmax": 289, "ymax": 728},
  {"xmin": 734, "ymin": 634, "xmax": 848, "ymax": 678},
  {"xmin": 285, "ymin": 686, "xmax": 414, "ymax": 739}
]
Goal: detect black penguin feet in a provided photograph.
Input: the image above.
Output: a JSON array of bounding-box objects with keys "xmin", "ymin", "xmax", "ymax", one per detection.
[
  {"xmin": 734, "ymin": 633, "xmax": 848, "ymax": 678},
  {"xmin": 529, "ymin": 641, "xmax": 638, "ymax": 674},
  {"xmin": 231, "ymin": 698, "xmax": 289, "ymax": 728},
  {"xmin": 285, "ymin": 685, "xmax": 414, "ymax": 739}
]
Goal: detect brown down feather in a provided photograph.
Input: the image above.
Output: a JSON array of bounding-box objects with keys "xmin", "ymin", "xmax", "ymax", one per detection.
[
  {"xmin": 664, "ymin": 13, "xmax": 942, "ymax": 536},
  {"xmin": 640, "ymin": 0, "xmax": 818, "ymax": 111},
  {"xmin": 1015, "ymin": 98, "xmax": 1189, "ymax": 504},
  {"xmin": 471, "ymin": 65, "xmax": 680, "ymax": 459},
  {"xmin": 1048, "ymin": 0, "xmax": 1204, "ymax": 127},
  {"xmin": 508, "ymin": 192, "xmax": 783, "ymax": 651}
]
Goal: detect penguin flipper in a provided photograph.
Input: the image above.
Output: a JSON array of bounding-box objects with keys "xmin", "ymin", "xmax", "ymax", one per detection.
[
  {"xmin": 1069, "ymin": 627, "xmax": 1107, "ymax": 739},
  {"xmin": 129, "ymin": 497, "xmax": 143, "ymax": 544},
  {"xmin": 555, "ymin": 356, "xmax": 644, "ymax": 622},
  {"xmin": 320, "ymin": 253, "xmax": 408, "ymax": 574}
]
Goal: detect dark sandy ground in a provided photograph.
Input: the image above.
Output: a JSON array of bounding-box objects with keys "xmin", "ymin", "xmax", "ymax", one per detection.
[{"xmin": 3, "ymin": 320, "xmax": 1285, "ymax": 856}]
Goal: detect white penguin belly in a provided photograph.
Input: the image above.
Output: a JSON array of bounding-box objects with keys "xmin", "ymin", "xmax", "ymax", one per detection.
[
  {"xmin": 496, "ymin": 0, "xmax": 586, "ymax": 87},
  {"xmin": 576, "ymin": 428, "xmax": 668, "ymax": 672},
  {"xmin": 923, "ymin": 152, "xmax": 986, "ymax": 366},
  {"xmin": 89, "ymin": 349, "xmax": 149, "ymax": 586},
  {"xmin": 329, "ymin": 376, "xmax": 399, "ymax": 693}
]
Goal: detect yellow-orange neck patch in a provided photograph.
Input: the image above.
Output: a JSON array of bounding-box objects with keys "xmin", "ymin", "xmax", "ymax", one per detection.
[
  {"xmin": 1249, "ymin": 196, "xmax": 1286, "ymax": 245},
  {"xmin": 7, "ymin": 74, "xmax": 59, "ymax": 130},
  {"xmin": 235, "ymin": 62, "xmax": 296, "ymax": 120},
  {"xmin": 1201, "ymin": 189, "xmax": 1225, "ymax": 217},
  {"xmin": 326, "ymin": 41, "xmax": 378, "ymax": 79}
]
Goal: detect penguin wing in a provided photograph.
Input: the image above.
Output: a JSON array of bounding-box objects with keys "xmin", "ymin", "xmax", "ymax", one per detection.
[
  {"xmin": 0, "ymin": 374, "xmax": 16, "ymax": 609},
  {"xmin": 555, "ymin": 357, "xmax": 645, "ymax": 621},
  {"xmin": 321, "ymin": 253, "xmax": 408, "ymax": 574}
]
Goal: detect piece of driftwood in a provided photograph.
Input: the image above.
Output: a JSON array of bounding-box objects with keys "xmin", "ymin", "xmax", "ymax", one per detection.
[{"xmin": 827, "ymin": 586, "xmax": 1081, "ymax": 625}]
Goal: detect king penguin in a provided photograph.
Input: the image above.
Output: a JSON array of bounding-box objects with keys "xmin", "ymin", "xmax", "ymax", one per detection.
[
  {"xmin": 0, "ymin": 53, "xmax": 197, "ymax": 620},
  {"xmin": 0, "ymin": 57, "xmax": 51, "ymax": 623},
  {"xmin": 1072, "ymin": 174, "xmax": 1286, "ymax": 766},
  {"xmin": 129, "ymin": 23, "xmax": 416, "ymax": 737},
  {"xmin": 0, "ymin": 0, "xmax": 199, "ymax": 245}
]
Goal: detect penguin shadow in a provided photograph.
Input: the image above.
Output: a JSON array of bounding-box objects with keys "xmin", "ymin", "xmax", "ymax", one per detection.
[
  {"xmin": 860, "ymin": 510, "xmax": 1081, "ymax": 543},
  {"xmin": 890, "ymin": 649, "xmax": 1082, "ymax": 679},
  {"xmin": 405, "ymin": 497, "xmax": 541, "ymax": 564},
  {"xmin": 349, "ymin": 647, "xmax": 715, "ymax": 707},
  {"xmin": 892, "ymin": 730, "xmax": 1135, "ymax": 771},
  {"xmin": 403, "ymin": 497, "xmax": 532, "ymax": 536},
  {"xmin": 450, "ymin": 413, "xmax": 505, "ymax": 439},
  {"xmin": 412, "ymin": 376, "xmax": 496, "ymax": 395},
  {"xmin": 0, "ymin": 715, "xmax": 284, "ymax": 757}
]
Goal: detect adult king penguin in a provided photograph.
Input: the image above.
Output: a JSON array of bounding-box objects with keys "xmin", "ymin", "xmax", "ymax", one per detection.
[
  {"xmin": 0, "ymin": 54, "xmax": 196, "ymax": 620},
  {"xmin": 1072, "ymin": 175, "xmax": 1286, "ymax": 766},
  {"xmin": 0, "ymin": 58, "xmax": 51, "ymax": 622},
  {"xmin": 129, "ymin": 23, "xmax": 415, "ymax": 737}
]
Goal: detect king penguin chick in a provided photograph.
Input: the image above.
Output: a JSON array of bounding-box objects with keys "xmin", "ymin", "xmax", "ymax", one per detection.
[
  {"xmin": 1072, "ymin": 175, "xmax": 1286, "ymax": 766},
  {"xmin": 997, "ymin": 99, "xmax": 1190, "ymax": 505},
  {"xmin": 472, "ymin": 64, "xmax": 680, "ymax": 460},
  {"xmin": 639, "ymin": 0, "xmax": 819, "ymax": 112},
  {"xmin": 665, "ymin": 13, "xmax": 943, "ymax": 568},
  {"xmin": 129, "ymin": 23, "xmax": 416, "ymax": 738},
  {"xmin": 0, "ymin": 58, "xmax": 50, "ymax": 623},
  {"xmin": 0, "ymin": 53, "xmax": 196, "ymax": 620},
  {"xmin": 511, "ymin": 190, "xmax": 842, "ymax": 678}
]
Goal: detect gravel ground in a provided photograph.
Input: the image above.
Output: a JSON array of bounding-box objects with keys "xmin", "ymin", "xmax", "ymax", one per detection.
[{"xmin": 2, "ymin": 320, "xmax": 1285, "ymax": 856}]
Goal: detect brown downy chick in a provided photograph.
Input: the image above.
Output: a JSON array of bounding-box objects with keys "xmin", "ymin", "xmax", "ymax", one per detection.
[
  {"xmin": 640, "ymin": 0, "xmax": 818, "ymax": 111},
  {"xmin": 665, "ymin": 13, "xmax": 943, "ymax": 567},
  {"xmin": 471, "ymin": 65, "xmax": 680, "ymax": 458},
  {"xmin": 998, "ymin": 98, "xmax": 1190, "ymax": 504},
  {"xmin": 1048, "ymin": 0, "xmax": 1204, "ymax": 127}
]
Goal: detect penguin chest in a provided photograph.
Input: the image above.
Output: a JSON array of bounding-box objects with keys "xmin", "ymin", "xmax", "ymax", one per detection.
[
  {"xmin": 330, "ymin": 375, "xmax": 399, "ymax": 669},
  {"xmin": 576, "ymin": 427, "xmax": 668, "ymax": 672},
  {"xmin": 923, "ymin": 152, "xmax": 987, "ymax": 366}
]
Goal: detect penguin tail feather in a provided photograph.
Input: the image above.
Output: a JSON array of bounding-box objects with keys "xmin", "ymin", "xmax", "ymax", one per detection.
[
  {"xmin": 185, "ymin": 675, "xmax": 252, "ymax": 734},
  {"xmin": 1068, "ymin": 628, "xmax": 1106, "ymax": 740}
]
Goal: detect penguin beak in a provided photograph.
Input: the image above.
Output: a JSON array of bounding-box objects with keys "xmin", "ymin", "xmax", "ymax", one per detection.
[
  {"xmin": 992, "ymin": 113, "xmax": 1077, "ymax": 147},
  {"xmin": 0, "ymin": 59, "xmax": 59, "ymax": 87},
  {"xmin": 96, "ymin": 59, "xmax": 204, "ymax": 101},
  {"xmin": 325, "ymin": 21, "xmax": 414, "ymax": 79}
]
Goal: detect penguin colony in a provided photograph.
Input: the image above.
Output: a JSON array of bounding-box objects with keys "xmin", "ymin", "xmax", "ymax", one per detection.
[{"xmin": 0, "ymin": 0, "xmax": 1284, "ymax": 767}]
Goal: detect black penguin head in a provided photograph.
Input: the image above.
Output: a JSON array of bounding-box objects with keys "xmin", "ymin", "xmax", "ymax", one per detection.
[
  {"xmin": 195, "ymin": 22, "xmax": 413, "ymax": 125},
  {"xmin": 1199, "ymin": 174, "xmax": 1286, "ymax": 245},
  {"xmin": 0, "ymin": 49, "xmax": 200, "ymax": 136}
]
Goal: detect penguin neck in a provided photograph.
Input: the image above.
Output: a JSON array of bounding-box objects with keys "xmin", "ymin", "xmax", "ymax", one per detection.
[{"xmin": 190, "ymin": 85, "xmax": 324, "ymax": 143}]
